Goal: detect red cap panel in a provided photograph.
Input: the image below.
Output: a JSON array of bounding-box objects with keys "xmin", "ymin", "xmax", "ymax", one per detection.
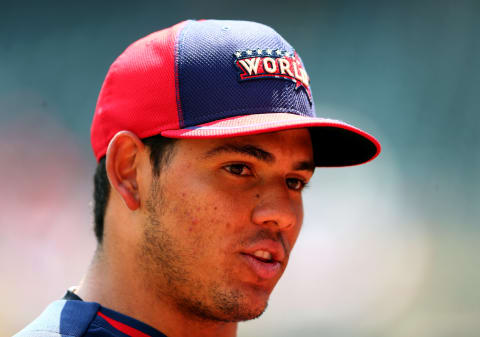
[{"xmin": 90, "ymin": 21, "xmax": 187, "ymax": 160}]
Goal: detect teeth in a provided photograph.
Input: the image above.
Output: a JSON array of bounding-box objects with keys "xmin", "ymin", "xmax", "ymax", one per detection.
[{"xmin": 253, "ymin": 250, "xmax": 272, "ymax": 261}]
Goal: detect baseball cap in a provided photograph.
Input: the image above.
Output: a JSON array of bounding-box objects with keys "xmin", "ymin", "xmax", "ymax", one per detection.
[{"xmin": 91, "ymin": 19, "xmax": 381, "ymax": 167}]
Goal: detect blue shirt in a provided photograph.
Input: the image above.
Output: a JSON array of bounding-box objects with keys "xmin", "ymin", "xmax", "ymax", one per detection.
[{"xmin": 14, "ymin": 292, "xmax": 167, "ymax": 337}]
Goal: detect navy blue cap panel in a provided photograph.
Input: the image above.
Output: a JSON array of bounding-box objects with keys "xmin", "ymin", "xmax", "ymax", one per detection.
[{"xmin": 176, "ymin": 20, "xmax": 315, "ymax": 128}]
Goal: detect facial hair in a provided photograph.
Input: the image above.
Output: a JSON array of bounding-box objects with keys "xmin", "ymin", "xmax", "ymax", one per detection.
[{"xmin": 137, "ymin": 177, "xmax": 268, "ymax": 323}]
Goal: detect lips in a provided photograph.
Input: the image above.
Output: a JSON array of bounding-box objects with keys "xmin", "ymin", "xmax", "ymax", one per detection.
[
  {"xmin": 241, "ymin": 254, "xmax": 281, "ymax": 280},
  {"xmin": 240, "ymin": 240, "xmax": 286, "ymax": 280}
]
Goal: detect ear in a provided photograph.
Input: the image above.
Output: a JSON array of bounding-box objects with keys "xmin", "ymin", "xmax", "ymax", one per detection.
[{"xmin": 105, "ymin": 131, "xmax": 145, "ymax": 211}]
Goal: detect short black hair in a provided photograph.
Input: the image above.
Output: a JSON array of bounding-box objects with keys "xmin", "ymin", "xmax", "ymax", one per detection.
[{"xmin": 93, "ymin": 135, "xmax": 177, "ymax": 244}]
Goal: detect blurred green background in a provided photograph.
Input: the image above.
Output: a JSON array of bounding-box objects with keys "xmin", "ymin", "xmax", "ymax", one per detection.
[{"xmin": 1, "ymin": 1, "xmax": 478, "ymax": 336}]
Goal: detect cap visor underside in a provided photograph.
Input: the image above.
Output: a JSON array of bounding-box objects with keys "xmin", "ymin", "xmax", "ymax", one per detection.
[{"xmin": 161, "ymin": 113, "xmax": 381, "ymax": 167}]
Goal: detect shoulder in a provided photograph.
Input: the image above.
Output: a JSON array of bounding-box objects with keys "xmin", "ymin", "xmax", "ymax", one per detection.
[{"xmin": 14, "ymin": 300, "xmax": 101, "ymax": 337}]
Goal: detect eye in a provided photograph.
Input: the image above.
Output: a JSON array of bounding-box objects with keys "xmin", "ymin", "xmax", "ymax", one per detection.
[
  {"xmin": 224, "ymin": 163, "xmax": 253, "ymax": 176},
  {"xmin": 286, "ymin": 177, "xmax": 307, "ymax": 191}
]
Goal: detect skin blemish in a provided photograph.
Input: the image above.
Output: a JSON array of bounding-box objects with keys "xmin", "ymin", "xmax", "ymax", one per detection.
[{"xmin": 256, "ymin": 194, "xmax": 260, "ymax": 198}]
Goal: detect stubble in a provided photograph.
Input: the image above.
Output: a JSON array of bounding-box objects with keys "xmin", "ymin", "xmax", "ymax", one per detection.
[{"xmin": 137, "ymin": 177, "xmax": 266, "ymax": 323}]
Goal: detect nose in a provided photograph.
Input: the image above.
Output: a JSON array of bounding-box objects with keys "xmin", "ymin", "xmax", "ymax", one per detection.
[{"xmin": 251, "ymin": 185, "xmax": 302, "ymax": 231}]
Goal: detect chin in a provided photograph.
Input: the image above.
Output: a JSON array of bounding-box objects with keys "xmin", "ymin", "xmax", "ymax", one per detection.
[
  {"xmin": 238, "ymin": 301, "xmax": 269, "ymax": 322},
  {"xmin": 216, "ymin": 300, "xmax": 269, "ymax": 323},
  {"xmin": 180, "ymin": 293, "xmax": 269, "ymax": 323},
  {"xmin": 212, "ymin": 285, "xmax": 271, "ymax": 322}
]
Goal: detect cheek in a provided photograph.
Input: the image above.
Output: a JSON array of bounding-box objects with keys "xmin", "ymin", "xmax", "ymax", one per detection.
[{"xmin": 164, "ymin": 184, "xmax": 240, "ymax": 254}]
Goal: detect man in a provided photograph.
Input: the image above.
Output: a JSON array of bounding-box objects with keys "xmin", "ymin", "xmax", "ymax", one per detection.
[{"xmin": 16, "ymin": 19, "xmax": 380, "ymax": 337}]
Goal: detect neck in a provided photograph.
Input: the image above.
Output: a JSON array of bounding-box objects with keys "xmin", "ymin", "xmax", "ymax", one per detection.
[{"xmin": 76, "ymin": 245, "xmax": 238, "ymax": 337}]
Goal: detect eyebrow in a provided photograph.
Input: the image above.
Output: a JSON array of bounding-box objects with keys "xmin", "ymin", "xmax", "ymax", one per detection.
[
  {"xmin": 204, "ymin": 143, "xmax": 315, "ymax": 172},
  {"xmin": 205, "ymin": 144, "xmax": 274, "ymax": 163}
]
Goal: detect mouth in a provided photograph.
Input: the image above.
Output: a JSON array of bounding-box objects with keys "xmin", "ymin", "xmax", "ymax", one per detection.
[
  {"xmin": 240, "ymin": 244, "xmax": 286, "ymax": 280},
  {"xmin": 252, "ymin": 250, "xmax": 275, "ymax": 262},
  {"xmin": 241, "ymin": 253, "xmax": 282, "ymax": 280}
]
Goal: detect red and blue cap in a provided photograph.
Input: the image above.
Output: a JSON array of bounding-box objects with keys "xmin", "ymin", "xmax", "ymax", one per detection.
[{"xmin": 91, "ymin": 19, "xmax": 381, "ymax": 166}]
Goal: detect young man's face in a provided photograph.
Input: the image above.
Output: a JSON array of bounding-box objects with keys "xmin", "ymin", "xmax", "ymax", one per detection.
[{"xmin": 138, "ymin": 128, "xmax": 314, "ymax": 322}]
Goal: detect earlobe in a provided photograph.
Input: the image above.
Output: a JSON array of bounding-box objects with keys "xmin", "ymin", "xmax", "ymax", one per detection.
[{"xmin": 105, "ymin": 131, "xmax": 145, "ymax": 211}]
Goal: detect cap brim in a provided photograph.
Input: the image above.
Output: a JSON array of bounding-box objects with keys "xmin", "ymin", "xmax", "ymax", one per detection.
[{"xmin": 161, "ymin": 113, "xmax": 381, "ymax": 167}]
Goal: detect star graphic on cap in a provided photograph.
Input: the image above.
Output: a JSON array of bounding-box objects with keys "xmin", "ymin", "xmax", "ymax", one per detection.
[
  {"xmin": 275, "ymin": 49, "xmax": 282, "ymax": 56},
  {"xmin": 266, "ymin": 48, "xmax": 272, "ymax": 55},
  {"xmin": 284, "ymin": 51, "xmax": 290, "ymax": 57},
  {"xmin": 235, "ymin": 51, "xmax": 242, "ymax": 58},
  {"xmin": 246, "ymin": 49, "xmax": 253, "ymax": 55},
  {"xmin": 257, "ymin": 49, "xmax": 263, "ymax": 55}
]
